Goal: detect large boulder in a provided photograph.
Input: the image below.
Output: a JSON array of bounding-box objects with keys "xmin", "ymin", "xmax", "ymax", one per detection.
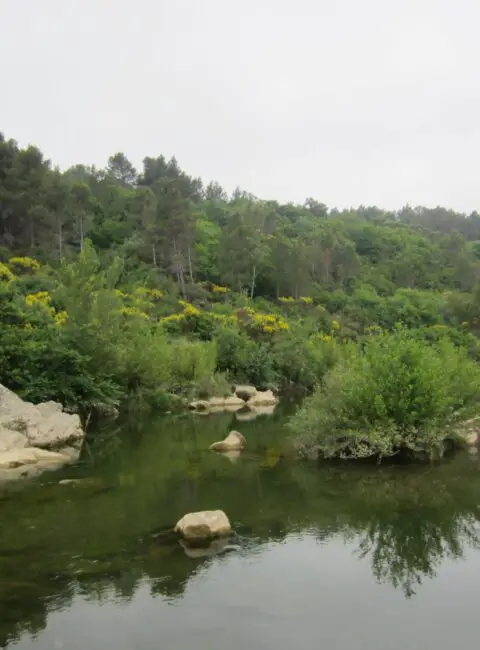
[
  {"xmin": 190, "ymin": 396, "xmax": 246, "ymax": 413},
  {"xmin": 209, "ymin": 430, "xmax": 246, "ymax": 452},
  {"xmin": 0, "ymin": 384, "xmax": 85, "ymax": 482},
  {"xmin": 234, "ymin": 385, "xmax": 257, "ymax": 401},
  {"xmin": 175, "ymin": 510, "xmax": 232, "ymax": 540},
  {"xmin": 223, "ymin": 396, "xmax": 246, "ymax": 411},
  {"xmin": 248, "ymin": 389, "xmax": 278, "ymax": 406}
]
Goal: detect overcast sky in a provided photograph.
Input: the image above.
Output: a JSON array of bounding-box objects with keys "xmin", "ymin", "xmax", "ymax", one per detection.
[{"xmin": 1, "ymin": 0, "xmax": 479, "ymax": 211}]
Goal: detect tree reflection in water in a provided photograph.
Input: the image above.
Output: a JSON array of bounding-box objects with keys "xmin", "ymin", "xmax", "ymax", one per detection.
[{"xmin": 1, "ymin": 412, "xmax": 480, "ymax": 645}]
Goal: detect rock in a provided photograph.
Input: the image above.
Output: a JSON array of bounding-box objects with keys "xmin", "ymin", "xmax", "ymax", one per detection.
[
  {"xmin": 248, "ymin": 389, "xmax": 278, "ymax": 406},
  {"xmin": 0, "ymin": 448, "xmax": 68, "ymax": 470},
  {"xmin": 189, "ymin": 400, "xmax": 209, "ymax": 411},
  {"xmin": 175, "ymin": 510, "xmax": 232, "ymax": 540},
  {"xmin": 0, "ymin": 384, "xmax": 85, "ymax": 482},
  {"xmin": 0, "ymin": 448, "xmax": 38, "ymax": 469},
  {"xmin": 234, "ymin": 385, "xmax": 257, "ymax": 401},
  {"xmin": 0, "ymin": 426, "xmax": 28, "ymax": 452},
  {"xmin": 206, "ymin": 397, "xmax": 227, "ymax": 407},
  {"xmin": 189, "ymin": 395, "xmax": 246, "ymax": 413},
  {"xmin": 463, "ymin": 431, "xmax": 479, "ymax": 446},
  {"xmin": 223, "ymin": 396, "xmax": 246, "ymax": 412},
  {"xmin": 36, "ymin": 401, "xmax": 63, "ymax": 418},
  {"xmin": 27, "ymin": 411, "xmax": 84, "ymax": 450},
  {"xmin": 209, "ymin": 430, "xmax": 246, "ymax": 452}
]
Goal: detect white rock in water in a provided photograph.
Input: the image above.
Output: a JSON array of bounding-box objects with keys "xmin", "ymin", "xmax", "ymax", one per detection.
[
  {"xmin": 175, "ymin": 510, "xmax": 232, "ymax": 540},
  {"xmin": 248, "ymin": 389, "xmax": 278, "ymax": 406},
  {"xmin": 209, "ymin": 430, "xmax": 246, "ymax": 452}
]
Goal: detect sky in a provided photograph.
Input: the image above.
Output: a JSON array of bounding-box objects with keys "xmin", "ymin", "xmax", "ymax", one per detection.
[{"xmin": 1, "ymin": 0, "xmax": 479, "ymax": 212}]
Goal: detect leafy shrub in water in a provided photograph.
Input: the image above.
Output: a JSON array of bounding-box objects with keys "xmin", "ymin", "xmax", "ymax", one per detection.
[{"xmin": 289, "ymin": 329, "xmax": 480, "ymax": 460}]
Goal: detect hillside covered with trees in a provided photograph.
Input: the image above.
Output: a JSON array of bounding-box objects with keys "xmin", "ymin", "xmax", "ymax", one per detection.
[{"xmin": 2, "ymin": 130, "xmax": 480, "ymax": 459}]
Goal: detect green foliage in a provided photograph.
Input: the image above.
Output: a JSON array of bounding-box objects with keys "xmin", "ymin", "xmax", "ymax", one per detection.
[
  {"xmin": 289, "ymin": 329, "xmax": 480, "ymax": 460},
  {"xmin": 4, "ymin": 127, "xmax": 480, "ymax": 426}
]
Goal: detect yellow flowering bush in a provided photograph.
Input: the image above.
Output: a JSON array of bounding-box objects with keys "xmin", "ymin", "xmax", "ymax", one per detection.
[
  {"xmin": 299, "ymin": 296, "xmax": 313, "ymax": 304},
  {"xmin": 54, "ymin": 310, "xmax": 69, "ymax": 327},
  {"xmin": 8, "ymin": 256, "xmax": 41, "ymax": 273},
  {"xmin": 0, "ymin": 262, "xmax": 15, "ymax": 282},
  {"xmin": 212, "ymin": 284, "xmax": 228, "ymax": 294},
  {"xmin": 25, "ymin": 291, "xmax": 55, "ymax": 316},
  {"xmin": 134, "ymin": 287, "xmax": 163, "ymax": 301},
  {"xmin": 178, "ymin": 300, "xmax": 201, "ymax": 317},
  {"xmin": 119, "ymin": 306, "xmax": 150, "ymax": 320},
  {"xmin": 279, "ymin": 296, "xmax": 296, "ymax": 304},
  {"xmin": 248, "ymin": 312, "xmax": 289, "ymax": 335}
]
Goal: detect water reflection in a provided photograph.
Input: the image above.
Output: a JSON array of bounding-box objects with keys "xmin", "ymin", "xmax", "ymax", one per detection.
[{"xmin": 1, "ymin": 409, "xmax": 480, "ymax": 647}]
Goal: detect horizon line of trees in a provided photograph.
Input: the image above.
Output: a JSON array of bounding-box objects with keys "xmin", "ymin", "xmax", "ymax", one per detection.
[{"xmin": 2, "ymin": 129, "xmax": 480, "ymax": 299}]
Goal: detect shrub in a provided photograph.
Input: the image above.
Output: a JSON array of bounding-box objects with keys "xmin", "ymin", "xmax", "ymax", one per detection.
[
  {"xmin": 289, "ymin": 329, "xmax": 480, "ymax": 461},
  {"xmin": 215, "ymin": 325, "xmax": 276, "ymax": 387}
]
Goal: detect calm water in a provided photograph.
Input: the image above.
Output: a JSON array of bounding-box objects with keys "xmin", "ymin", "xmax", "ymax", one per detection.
[{"xmin": 1, "ymin": 406, "xmax": 480, "ymax": 650}]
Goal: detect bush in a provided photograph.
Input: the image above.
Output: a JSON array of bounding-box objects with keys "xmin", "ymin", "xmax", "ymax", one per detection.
[
  {"xmin": 214, "ymin": 325, "xmax": 276, "ymax": 387},
  {"xmin": 289, "ymin": 329, "xmax": 480, "ymax": 461}
]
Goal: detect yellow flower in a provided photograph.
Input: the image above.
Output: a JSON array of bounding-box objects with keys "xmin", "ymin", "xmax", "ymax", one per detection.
[
  {"xmin": 212, "ymin": 284, "xmax": 228, "ymax": 294},
  {"xmin": 119, "ymin": 306, "xmax": 150, "ymax": 320},
  {"xmin": 0, "ymin": 262, "xmax": 15, "ymax": 282},
  {"xmin": 135, "ymin": 287, "xmax": 163, "ymax": 301},
  {"xmin": 179, "ymin": 300, "xmax": 201, "ymax": 317},
  {"xmin": 8, "ymin": 256, "xmax": 41, "ymax": 272},
  {"xmin": 54, "ymin": 310, "xmax": 68, "ymax": 326},
  {"xmin": 299, "ymin": 296, "xmax": 313, "ymax": 304}
]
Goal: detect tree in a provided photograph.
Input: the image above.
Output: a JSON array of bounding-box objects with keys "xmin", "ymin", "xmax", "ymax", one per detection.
[{"xmin": 106, "ymin": 153, "xmax": 137, "ymax": 187}]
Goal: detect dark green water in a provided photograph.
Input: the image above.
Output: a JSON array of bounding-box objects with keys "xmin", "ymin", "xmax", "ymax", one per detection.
[{"xmin": 1, "ymin": 406, "xmax": 480, "ymax": 650}]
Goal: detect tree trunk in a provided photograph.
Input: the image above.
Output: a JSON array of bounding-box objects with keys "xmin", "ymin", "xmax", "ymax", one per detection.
[
  {"xmin": 79, "ymin": 215, "xmax": 84, "ymax": 253},
  {"xmin": 58, "ymin": 219, "xmax": 63, "ymax": 258},
  {"xmin": 179, "ymin": 264, "xmax": 186, "ymax": 299},
  {"xmin": 29, "ymin": 214, "xmax": 35, "ymax": 249},
  {"xmin": 250, "ymin": 264, "xmax": 256, "ymax": 298},
  {"xmin": 152, "ymin": 243, "xmax": 157, "ymax": 267},
  {"xmin": 187, "ymin": 242, "xmax": 194, "ymax": 282}
]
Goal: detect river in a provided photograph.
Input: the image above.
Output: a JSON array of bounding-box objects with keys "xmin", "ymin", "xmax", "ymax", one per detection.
[{"xmin": 1, "ymin": 405, "xmax": 480, "ymax": 650}]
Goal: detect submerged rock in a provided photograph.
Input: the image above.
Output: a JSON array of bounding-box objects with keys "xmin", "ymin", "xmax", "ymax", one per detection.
[
  {"xmin": 209, "ymin": 430, "xmax": 246, "ymax": 452},
  {"xmin": 0, "ymin": 384, "xmax": 85, "ymax": 482},
  {"xmin": 175, "ymin": 510, "xmax": 232, "ymax": 540}
]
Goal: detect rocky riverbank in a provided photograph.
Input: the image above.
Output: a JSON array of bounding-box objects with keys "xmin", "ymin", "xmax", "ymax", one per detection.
[{"xmin": 0, "ymin": 385, "xmax": 85, "ymax": 482}]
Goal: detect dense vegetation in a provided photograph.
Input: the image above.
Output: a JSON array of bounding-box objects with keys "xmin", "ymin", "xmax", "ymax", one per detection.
[{"xmin": 2, "ymin": 129, "xmax": 480, "ymax": 455}]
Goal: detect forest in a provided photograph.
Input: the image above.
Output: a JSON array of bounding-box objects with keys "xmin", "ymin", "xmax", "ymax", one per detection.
[{"xmin": 2, "ymin": 130, "xmax": 480, "ymax": 460}]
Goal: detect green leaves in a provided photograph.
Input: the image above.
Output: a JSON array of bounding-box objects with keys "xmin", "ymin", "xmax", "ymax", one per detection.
[{"xmin": 289, "ymin": 329, "xmax": 480, "ymax": 461}]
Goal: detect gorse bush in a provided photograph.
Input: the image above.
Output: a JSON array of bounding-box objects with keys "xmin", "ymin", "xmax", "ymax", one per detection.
[{"xmin": 289, "ymin": 329, "xmax": 480, "ymax": 461}]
